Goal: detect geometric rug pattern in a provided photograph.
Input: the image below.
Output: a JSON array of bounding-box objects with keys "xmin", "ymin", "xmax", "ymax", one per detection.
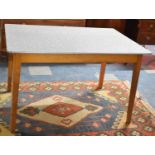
[
  {"xmin": 18, "ymin": 95, "xmax": 103, "ymax": 128},
  {"xmin": 0, "ymin": 80, "xmax": 155, "ymax": 136},
  {"xmin": 0, "ymin": 93, "xmax": 14, "ymax": 135}
]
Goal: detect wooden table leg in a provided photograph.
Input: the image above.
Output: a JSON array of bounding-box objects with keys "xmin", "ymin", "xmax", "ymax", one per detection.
[
  {"xmin": 95, "ymin": 63, "xmax": 106, "ymax": 90},
  {"xmin": 10, "ymin": 54, "xmax": 21, "ymax": 133},
  {"xmin": 126, "ymin": 55, "xmax": 142, "ymax": 125},
  {"xmin": 7, "ymin": 54, "xmax": 13, "ymax": 92}
]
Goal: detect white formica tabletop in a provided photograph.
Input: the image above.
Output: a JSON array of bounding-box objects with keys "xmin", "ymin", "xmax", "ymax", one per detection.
[{"xmin": 5, "ymin": 24, "xmax": 151, "ymax": 55}]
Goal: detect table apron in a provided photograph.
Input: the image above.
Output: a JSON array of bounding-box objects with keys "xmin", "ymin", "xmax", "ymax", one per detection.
[{"xmin": 12, "ymin": 53, "xmax": 140, "ymax": 63}]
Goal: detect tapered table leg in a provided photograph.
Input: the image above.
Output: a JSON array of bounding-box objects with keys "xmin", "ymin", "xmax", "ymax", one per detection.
[
  {"xmin": 7, "ymin": 54, "xmax": 13, "ymax": 92},
  {"xmin": 95, "ymin": 63, "xmax": 106, "ymax": 90},
  {"xmin": 10, "ymin": 54, "xmax": 21, "ymax": 133},
  {"xmin": 126, "ymin": 55, "xmax": 142, "ymax": 125}
]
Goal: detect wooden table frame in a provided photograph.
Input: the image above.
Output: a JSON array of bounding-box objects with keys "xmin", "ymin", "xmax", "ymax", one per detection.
[{"xmin": 7, "ymin": 53, "xmax": 142, "ymax": 133}]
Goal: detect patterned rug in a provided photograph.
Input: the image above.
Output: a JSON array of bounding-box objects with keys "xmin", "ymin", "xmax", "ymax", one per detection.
[
  {"xmin": 0, "ymin": 93, "xmax": 14, "ymax": 136},
  {"xmin": 0, "ymin": 123, "xmax": 14, "ymax": 136},
  {"xmin": 0, "ymin": 80, "xmax": 155, "ymax": 136}
]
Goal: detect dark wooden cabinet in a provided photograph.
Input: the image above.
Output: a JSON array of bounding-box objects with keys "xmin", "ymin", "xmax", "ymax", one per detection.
[
  {"xmin": 1, "ymin": 19, "xmax": 86, "ymax": 27},
  {"xmin": 86, "ymin": 19, "xmax": 126, "ymax": 33},
  {"xmin": 124, "ymin": 19, "xmax": 155, "ymax": 44},
  {"xmin": 137, "ymin": 20, "xmax": 155, "ymax": 44}
]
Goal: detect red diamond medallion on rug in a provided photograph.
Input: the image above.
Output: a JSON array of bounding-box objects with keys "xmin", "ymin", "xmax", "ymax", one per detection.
[{"xmin": 43, "ymin": 102, "xmax": 83, "ymax": 117}]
